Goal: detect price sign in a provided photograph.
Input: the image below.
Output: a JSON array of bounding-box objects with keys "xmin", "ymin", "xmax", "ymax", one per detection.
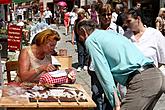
[{"xmin": 7, "ymin": 25, "xmax": 22, "ymax": 51}]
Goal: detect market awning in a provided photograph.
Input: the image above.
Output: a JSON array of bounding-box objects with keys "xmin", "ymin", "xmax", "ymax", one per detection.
[
  {"xmin": 12, "ymin": 0, "xmax": 33, "ymax": 3},
  {"xmin": 0, "ymin": 0, "xmax": 12, "ymax": 4}
]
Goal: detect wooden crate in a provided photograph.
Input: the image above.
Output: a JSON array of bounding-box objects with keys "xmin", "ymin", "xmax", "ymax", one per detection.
[{"xmin": 55, "ymin": 56, "xmax": 72, "ymax": 70}]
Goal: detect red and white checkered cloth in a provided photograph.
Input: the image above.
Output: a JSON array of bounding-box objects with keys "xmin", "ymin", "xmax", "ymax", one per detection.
[{"xmin": 39, "ymin": 68, "xmax": 76, "ymax": 84}]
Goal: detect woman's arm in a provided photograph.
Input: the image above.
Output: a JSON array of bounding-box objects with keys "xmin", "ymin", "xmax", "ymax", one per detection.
[
  {"xmin": 18, "ymin": 48, "xmax": 57, "ymax": 82},
  {"xmin": 18, "ymin": 48, "xmax": 37, "ymax": 82},
  {"xmin": 155, "ymin": 17, "xmax": 161, "ymax": 30},
  {"xmin": 156, "ymin": 21, "xmax": 160, "ymax": 30},
  {"xmin": 71, "ymin": 21, "xmax": 76, "ymax": 45}
]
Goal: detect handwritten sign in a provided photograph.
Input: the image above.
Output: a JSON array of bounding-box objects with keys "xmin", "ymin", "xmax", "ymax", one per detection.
[{"xmin": 8, "ymin": 25, "xmax": 22, "ymax": 51}]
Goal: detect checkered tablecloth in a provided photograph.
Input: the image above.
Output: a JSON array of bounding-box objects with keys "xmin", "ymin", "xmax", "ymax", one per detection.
[{"xmin": 39, "ymin": 68, "xmax": 76, "ymax": 84}]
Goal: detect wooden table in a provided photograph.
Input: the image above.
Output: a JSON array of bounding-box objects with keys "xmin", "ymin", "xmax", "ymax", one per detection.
[{"xmin": 0, "ymin": 84, "xmax": 96, "ymax": 110}]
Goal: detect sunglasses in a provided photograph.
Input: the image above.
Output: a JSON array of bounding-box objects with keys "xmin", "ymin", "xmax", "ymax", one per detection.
[{"xmin": 101, "ymin": 13, "xmax": 112, "ymax": 17}]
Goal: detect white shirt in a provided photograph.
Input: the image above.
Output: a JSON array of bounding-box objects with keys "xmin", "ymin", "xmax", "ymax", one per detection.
[
  {"xmin": 111, "ymin": 12, "xmax": 118, "ymax": 23},
  {"xmin": 43, "ymin": 10, "xmax": 52, "ymax": 19},
  {"xmin": 17, "ymin": 8, "xmax": 24, "ymax": 15},
  {"xmin": 129, "ymin": 27, "xmax": 165, "ymax": 67},
  {"xmin": 108, "ymin": 22, "xmax": 124, "ymax": 35},
  {"xmin": 17, "ymin": 21, "xmax": 24, "ymax": 27},
  {"xmin": 70, "ymin": 12, "xmax": 77, "ymax": 25}
]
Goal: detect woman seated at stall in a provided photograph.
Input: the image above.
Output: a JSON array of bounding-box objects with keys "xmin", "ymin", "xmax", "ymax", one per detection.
[{"xmin": 16, "ymin": 28, "xmax": 76, "ymax": 84}]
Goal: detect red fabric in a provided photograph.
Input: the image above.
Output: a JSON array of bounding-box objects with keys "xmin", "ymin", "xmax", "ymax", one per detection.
[
  {"xmin": 39, "ymin": 68, "xmax": 76, "ymax": 84},
  {"xmin": 64, "ymin": 12, "xmax": 70, "ymax": 27},
  {"xmin": 0, "ymin": 0, "xmax": 12, "ymax": 4}
]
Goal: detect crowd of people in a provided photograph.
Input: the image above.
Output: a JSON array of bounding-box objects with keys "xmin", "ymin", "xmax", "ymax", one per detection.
[
  {"xmin": 2, "ymin": 1, "xmax": 165, "ymax": 110},
  {"xmin": 65, "ymin": 1, "xmax": 165, "ymax": 110},
  {"xmin": 75, "ymin": 2, "xmax": 165, "ymax": 110}
]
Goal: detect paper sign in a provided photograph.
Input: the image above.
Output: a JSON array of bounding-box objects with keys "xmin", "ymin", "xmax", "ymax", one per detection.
[{"xmin": 8, "ymin": 25, "xmax": 22, "ymax": 51}]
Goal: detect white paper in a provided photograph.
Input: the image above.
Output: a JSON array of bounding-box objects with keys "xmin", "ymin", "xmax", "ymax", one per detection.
[
  {"xmin": 49, "ymin": 70, "xmax": 67, "ymax": 78},
  {"xmin": 49, "ymin": 89, "xmax": 64, "ymax": 96},
  {"xmin": 51, "ymin": 56, "xmax": 61, "ymax": 66}
]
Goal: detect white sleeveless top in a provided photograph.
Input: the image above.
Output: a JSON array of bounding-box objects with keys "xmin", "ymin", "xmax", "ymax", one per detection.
[
  {"xmin": 16, "ymin": 46, "xmax": 51, "ymax": 83},
  {"xmin": 27, "ymin": 46, "xmax": 51, "ymax": 82}
]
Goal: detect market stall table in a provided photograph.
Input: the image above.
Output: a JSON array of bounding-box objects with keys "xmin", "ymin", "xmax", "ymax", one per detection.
[{"xmin": 0, "ymin": 84, "xmax": 96, "ymax": 110}]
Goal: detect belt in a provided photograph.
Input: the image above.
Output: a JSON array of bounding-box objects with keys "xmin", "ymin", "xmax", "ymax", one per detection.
[{"xmin": 126, "ymin": 64, "xmax": 155, "ymax": 85}]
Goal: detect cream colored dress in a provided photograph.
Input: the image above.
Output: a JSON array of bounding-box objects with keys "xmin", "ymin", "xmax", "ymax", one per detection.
[{"xmin": 16, "ymin": 46, "xmax": 51, "ymax": 83}]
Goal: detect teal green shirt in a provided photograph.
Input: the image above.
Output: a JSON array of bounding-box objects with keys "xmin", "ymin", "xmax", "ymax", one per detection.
[{"xmin": 85, "ymin": 29, "xmax": 153, "ymax": 107}]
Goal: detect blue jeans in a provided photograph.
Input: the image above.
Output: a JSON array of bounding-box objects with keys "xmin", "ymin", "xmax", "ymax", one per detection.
[
  {"xmin": 77, "ymin": 42, "xmax": 89, "ymax": 68},
  {"xmin": 89, "ymin": 70, "xmax": 113, "ymax": 110},
  {"xmin": 70, "ymin": 24, "xmax": 74, "ymax": 34}
]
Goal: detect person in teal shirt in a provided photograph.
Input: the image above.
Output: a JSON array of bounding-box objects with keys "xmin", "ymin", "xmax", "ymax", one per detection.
[{"xmin": 77, "ymin": 19, "xmax": 165, "ymax": 110}]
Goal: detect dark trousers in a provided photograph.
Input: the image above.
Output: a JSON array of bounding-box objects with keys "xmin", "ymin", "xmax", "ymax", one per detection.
[
  {"xmin": 17, "ymin": 15, "xmax": 22, "ymax": 20},
  {"xmin": 45, "ymin": 18, "xmax": 51, "ymax": 25},
  {"xmin": 77, "ymin": 42, "xmax": 89, "ymax": 68},
  {"xmin": 89, "ymin": 70, "xmax": 113, "ymax": 110}
]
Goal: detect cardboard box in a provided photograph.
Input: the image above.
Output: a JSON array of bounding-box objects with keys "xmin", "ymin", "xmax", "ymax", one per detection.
[{"xmin": 55, "ymin": 56, "xmax": 72, "ymax": 70}]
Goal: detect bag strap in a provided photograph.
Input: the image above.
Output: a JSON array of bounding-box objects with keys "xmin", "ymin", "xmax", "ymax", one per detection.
[{"xmin": 116, "ymin": 25, "xmax": 119, "ymax": 33}]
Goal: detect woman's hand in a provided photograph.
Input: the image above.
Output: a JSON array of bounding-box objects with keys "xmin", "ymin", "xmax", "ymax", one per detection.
[
  {"xmin": 40, "ymin": 64, "xmax": 59, "ymax": 72},
  {"xmin": 71, "ymin": 39, "xmax": 75, "ymax": 45},
  {"xmin": 113, "ymin": 106, "xmax": 120, "ymax": 110},
  {"xmin": 66, "ymin": 68, "xmax": 76, "ymax": 83}
]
